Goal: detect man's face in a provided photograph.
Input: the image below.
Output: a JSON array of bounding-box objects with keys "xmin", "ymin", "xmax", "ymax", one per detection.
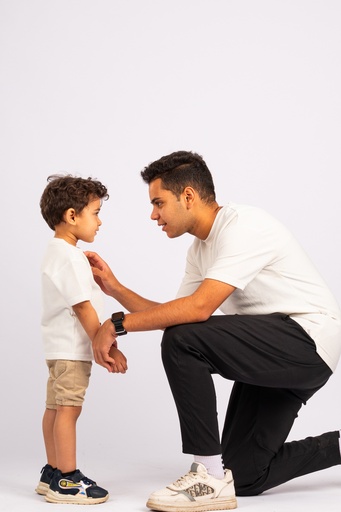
[{"xmin": 149, "ymin": 178, "xmax": 190, "ymax": 238}]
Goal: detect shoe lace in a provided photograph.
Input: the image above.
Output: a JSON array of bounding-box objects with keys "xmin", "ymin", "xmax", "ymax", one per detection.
[{"xmin": 172, "ymin": 471, "xmax": 199, "ymax": 488}]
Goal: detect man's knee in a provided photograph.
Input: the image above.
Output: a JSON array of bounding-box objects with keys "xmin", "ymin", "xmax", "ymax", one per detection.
[
  {"xmin": 161, "ymin": 324, "xmax": 206, "ymax": 374},
  {"xmin": 161, "ymin": 325, "xmax": 187, "ymax": 364},
  {"xmin": 227, "ymin": 459, "xmax": 269, "ymax": 497},
  {"xmin": 224, "ymin": 440, "xmax": 274, "ymax": 496}
]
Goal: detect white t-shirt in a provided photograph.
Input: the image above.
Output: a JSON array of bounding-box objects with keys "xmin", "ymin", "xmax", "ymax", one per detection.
[
  {"xmin": 176, "ymin": 203, "xmax": 341, "ymax": 372},
  {"xmin": 41, "ymin": 238, "xmax": 104, "ymax": 361}
]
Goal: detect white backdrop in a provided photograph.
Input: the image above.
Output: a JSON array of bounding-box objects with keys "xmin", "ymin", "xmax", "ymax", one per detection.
[{"xmin": 1, "ymin": 0, "xmax": 340, "ymax": 478}]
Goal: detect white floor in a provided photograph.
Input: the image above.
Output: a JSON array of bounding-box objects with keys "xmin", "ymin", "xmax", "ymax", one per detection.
[{"xmin": 1, "ymin": 459, "xmax": 341, "ymax": 512}]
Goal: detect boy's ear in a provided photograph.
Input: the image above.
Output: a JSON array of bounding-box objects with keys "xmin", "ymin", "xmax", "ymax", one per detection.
[{"xmin": 64, "ymin": 208, "xmax": 76, "ymax": 224}]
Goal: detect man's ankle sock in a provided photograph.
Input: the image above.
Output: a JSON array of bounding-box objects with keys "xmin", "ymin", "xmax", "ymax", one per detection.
[{"xmin": 193, "ymin": 454, "xmax": 224, "ymax": 479}]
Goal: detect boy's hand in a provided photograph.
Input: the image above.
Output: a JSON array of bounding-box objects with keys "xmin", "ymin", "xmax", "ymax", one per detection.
[{"xmin": 109, "ymin": 345, "xmax": 128, "ymax": 374}]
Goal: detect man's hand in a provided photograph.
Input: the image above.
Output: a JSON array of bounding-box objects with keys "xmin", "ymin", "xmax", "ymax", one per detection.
[
  {"xmin": 92, "ymin": 318, "xmax": 118, "ymax": 372},
  {"xmin": 85, "ymin": 251, "xmax": 119, "ymax": 297},
  {"xmin": 109, "ymin": 345, "xmax": 128, "ymax": 374}
]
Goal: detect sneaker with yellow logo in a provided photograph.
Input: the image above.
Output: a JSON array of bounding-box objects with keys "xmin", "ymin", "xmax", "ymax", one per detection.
[
  {"xmin": 146, "ymin": 462, "xmax": 237, "ymax": 511},
  {"xmin": 45, "ymin": 469, "xmax": 108, "ymax": 504}
]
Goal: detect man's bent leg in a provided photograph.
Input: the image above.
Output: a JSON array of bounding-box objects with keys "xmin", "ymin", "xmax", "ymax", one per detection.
[
  {"xmin": 161, "ymin": 324, "xmax": 221, "ymax": 455},
  {"xmin": 153, "ymin": 325, "xmax": 237, "ymax": 511},
  {"xmin": 161, "ymin": 314, "xmax": 339, "ymax": 496},
  {"xmin": 161, "ymin": 315, "xmax": 330, "ymax": 456},
  {"xmin": 222, "ymin": 382, "xmax": 341, "ymax": 495}
]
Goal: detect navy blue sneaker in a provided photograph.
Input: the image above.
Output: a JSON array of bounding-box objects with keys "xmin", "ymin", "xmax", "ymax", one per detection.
[
  {"xmin": 45, "ymin": 469, "xmax": 109, "ymax": 504},
  {"xmin": 35, "ymin": 464, "xmax": 55, "ymax": 495}
]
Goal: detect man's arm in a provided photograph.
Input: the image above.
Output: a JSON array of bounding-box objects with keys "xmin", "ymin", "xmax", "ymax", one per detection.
[
  {"xmin": 92, "ymin": 278, "xmax": 236, "ymax": 370},
  {"xmin": 124, "ymin": 278, "xmax": 235, "ymax": 330},
  {"xmin": 85, "ymin": 251, "xmax": 160, "ymax": 312}
]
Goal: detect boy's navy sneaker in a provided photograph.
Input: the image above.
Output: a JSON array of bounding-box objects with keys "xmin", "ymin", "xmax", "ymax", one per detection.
[
  {"xmin": 45, "ymin": 469, "xmax": 109, "ymax": 504},
  {"xmin": 35, "ymin": 464, "xmax": 55, "ymax": 495}
]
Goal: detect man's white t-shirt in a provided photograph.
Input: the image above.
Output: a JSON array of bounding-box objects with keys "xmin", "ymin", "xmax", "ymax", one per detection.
[
  {"xmin": 176, "ymin": 204, "xmax": 341, "ymax": 372},
  {"xmin": 41, "ymin": 238, "xmax": 104, "ymax": 361}
]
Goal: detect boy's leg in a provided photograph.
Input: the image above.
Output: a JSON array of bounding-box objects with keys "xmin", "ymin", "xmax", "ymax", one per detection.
[
  {"xmin": 37, "ymin": 405, "xmax": 57, "ymax": 495},
  {"xmin": 54, "ymin": 405, "xmax": 82, "ymax": 473},
  {"xmin": 52, "ymin": 360, "xmax": 91, "ymax": 472},
  {"xmin": 44, "ymin": 360, "xmax": 108, "ymax": 504},
  {"xmin": 42, "ymin": 361, "xmax": 59, "ymax": 467},
  {"xmin": 42, "ymin": 408, "xmax": 57, "ymax": 467},
  {"xmin": 36, "ymin": 363, "xmax": 58, "ymax": 495}
]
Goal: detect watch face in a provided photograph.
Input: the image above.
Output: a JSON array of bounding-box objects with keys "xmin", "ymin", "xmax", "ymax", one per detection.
[
  {"xmin": 112, "ymin": 312, "xmax": 124, "ymax": 322},
  {"xmin": 111, "ymin": 312, "xmax": 127, "ymax": 335}
]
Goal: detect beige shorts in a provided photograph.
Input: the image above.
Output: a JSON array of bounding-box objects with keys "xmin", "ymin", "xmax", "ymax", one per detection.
[{"xmin": 46, "ymin": 360, "xmax": 92, "ymax": 409}]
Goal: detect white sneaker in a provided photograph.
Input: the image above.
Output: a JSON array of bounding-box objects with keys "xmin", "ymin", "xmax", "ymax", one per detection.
[{"xmin": 146, "ymin": 462, "xmax": 237, "ymax": 512}]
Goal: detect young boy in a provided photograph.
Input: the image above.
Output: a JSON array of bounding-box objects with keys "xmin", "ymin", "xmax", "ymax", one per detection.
[{"xmin": 36, "ymin": 175, "xmax": 127, "ymax": 504}]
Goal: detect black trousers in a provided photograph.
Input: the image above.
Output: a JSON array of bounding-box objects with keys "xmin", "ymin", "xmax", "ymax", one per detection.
[{"xmin": 161, "ymin": 313, "xmax": 340, "ymax": 496}]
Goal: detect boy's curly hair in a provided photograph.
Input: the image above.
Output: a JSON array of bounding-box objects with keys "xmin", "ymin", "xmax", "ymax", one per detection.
[{"xmin": 40, "ymin": 174, "xmax": 109, "ymax": 230}]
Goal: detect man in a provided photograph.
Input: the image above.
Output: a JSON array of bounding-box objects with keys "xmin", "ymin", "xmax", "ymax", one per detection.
[{"xmin": 86, "ymin": 150, "xmax": 341, "ymax": 512}]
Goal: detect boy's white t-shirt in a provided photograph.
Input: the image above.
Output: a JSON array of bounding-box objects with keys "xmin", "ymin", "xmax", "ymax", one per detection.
[
  {"xmin": 41, "ymin": 238, "xmax": 104, "ymax": 361},
  {"xmin": 176, "ymin": 204, "xmax": 341, "ymax": 372}
]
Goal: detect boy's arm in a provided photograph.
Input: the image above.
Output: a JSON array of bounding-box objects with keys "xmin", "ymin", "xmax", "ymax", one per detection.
[
  {"xmin": 72, "ymin": 300, "xmax": 128, "ymax": 373},
  {"xmin": 108, "ymin": 345, "xmax": 128, "ymax": 374},
  {"xmin": 72, "ymin": 300, "xmax": 101, "ymax": 342}
]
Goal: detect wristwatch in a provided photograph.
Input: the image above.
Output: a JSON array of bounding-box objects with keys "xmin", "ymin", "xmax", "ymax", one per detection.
[{"xmin": 111, "ymin": 311, "xmax": 127, "ymax": 336}]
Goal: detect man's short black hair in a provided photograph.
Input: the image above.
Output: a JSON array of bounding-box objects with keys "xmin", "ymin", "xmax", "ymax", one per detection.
[{"xmin": 141, "ymin": 150, "xmax": 216, "ymax": 203}]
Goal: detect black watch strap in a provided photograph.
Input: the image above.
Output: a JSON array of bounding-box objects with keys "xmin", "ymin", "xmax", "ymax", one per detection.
[{"xmin": 111, "ymin": 311, "xmax": 127, "ymax": 336}]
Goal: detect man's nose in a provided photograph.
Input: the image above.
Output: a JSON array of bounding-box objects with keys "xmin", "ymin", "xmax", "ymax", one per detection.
[{"xmin": 150, "ymin": 207, "xmax": 159, "ymax": 220}]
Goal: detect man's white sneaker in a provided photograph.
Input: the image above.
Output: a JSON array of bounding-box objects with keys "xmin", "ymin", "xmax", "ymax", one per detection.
[{"xmin": 146, "ymin": 462, "xmax": 237, "ymax": 512}]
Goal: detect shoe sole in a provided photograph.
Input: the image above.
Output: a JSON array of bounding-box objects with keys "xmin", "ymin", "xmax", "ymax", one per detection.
[
  {"xmin": 146, "ymin": 496, "xmax": 237, "ymax": 512},
  {"xmin": 35, "ymin": 482, "xmax": 50, "ymax": 495},
  {"xmin": 45, "ymin": 489, "xmax": 109, "ymax": 505}
]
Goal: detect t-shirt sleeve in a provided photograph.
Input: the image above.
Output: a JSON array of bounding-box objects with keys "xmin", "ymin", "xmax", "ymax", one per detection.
[
  {"xmin": 52, "ymin": 258, "xmax": 93, "ymax": 306},
  {"xmin": 176, "ymin": 248, "xmax": 203, "ymax": 298},
  {"xmin": 205, "ymin": 224, "xmax": 276, "ymax": 290}
]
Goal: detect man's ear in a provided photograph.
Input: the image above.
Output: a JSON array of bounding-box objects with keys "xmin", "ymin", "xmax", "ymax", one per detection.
[
  {"xmin": 183, "ymin": 186, "xmax": 195, "ymax": 207},
  {"xmin": 64, "ymin": 208, "xmax": 76, "ymax": 225}
]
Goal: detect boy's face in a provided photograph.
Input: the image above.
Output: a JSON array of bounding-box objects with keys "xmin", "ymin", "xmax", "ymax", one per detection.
[{"xmin": 74, "ymin": 197, "xmax": 102, "ymax": 243}]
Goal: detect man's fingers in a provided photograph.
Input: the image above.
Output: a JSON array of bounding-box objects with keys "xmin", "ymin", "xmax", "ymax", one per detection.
[{"xmin": 94, "ymin": 350, "xmax": 116, "ymax": 372}]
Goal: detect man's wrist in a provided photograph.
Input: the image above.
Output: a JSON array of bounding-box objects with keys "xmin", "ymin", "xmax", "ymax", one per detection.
[{"xmin": 111, "ymin": 311, "xmax": 127, "ymax": 336}]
